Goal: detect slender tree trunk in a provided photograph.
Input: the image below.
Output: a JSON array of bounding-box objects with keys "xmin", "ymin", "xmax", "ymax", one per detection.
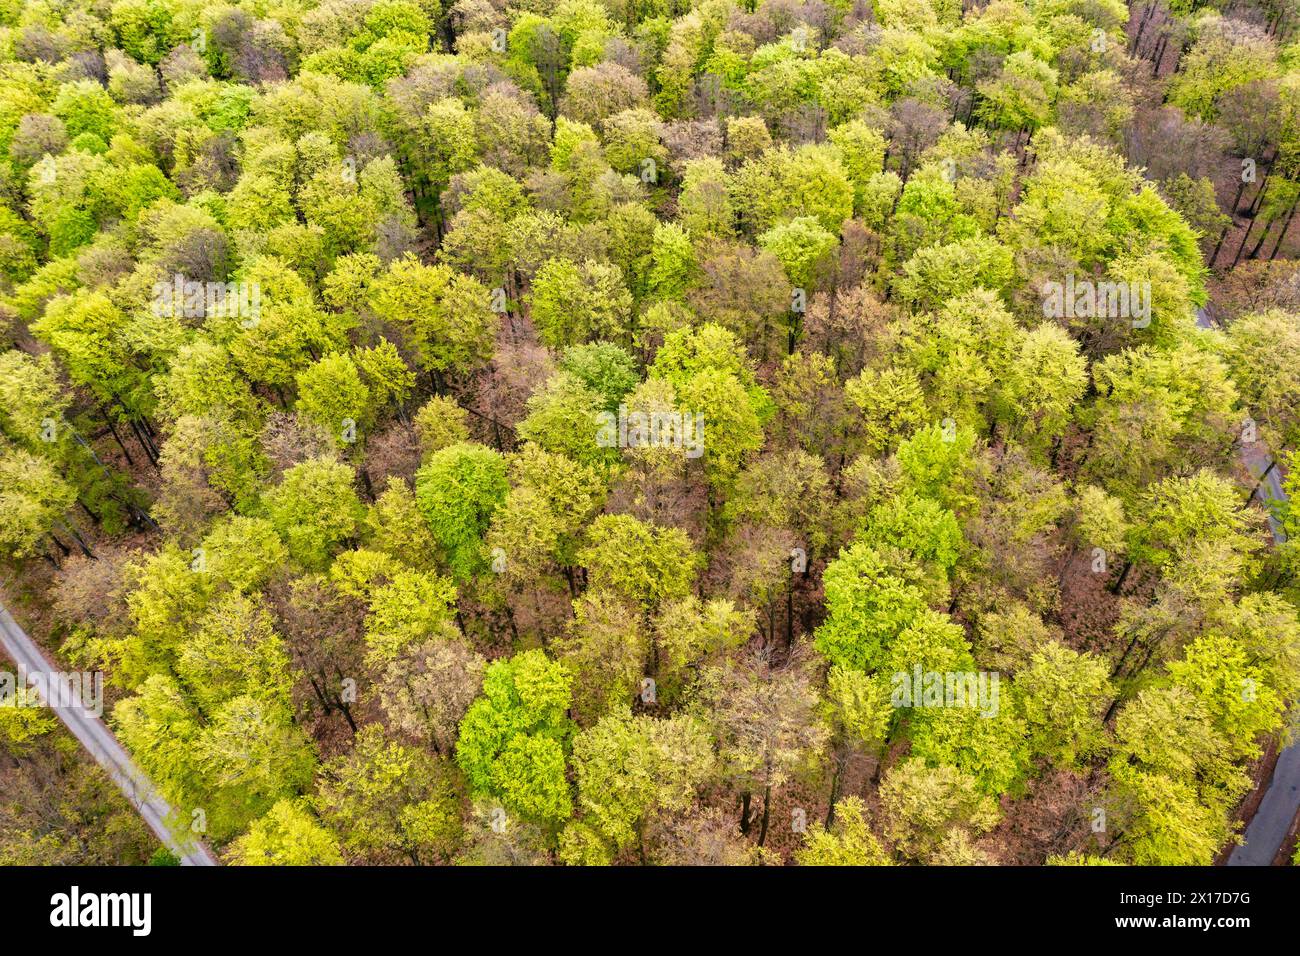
[
  {"xmin": 77, "ymin": 500, "xmax": 99, "ymax": 526},
  {"xmin": 1154, "ymin": 34, "xmax": 1175, "ymax": 74},
  {"xmin": 825, "ymin": 747, "xmax": 844, "ymax": 826},
  {"xmin": 870, "ymin": 745, "xmax": 887, "ymax": 786},
  {"xmin": 1131, "ymin": 4, "xmax": 1154, "ymax": 54},
  {"xmin": 503, "ymin": 603, "xmax": 520, "ymax": 644},
  {"xmin": 786, "ymin": 580, "xmax": 794, "ymax": 647},
  {"xmin": 1211, "ymin": 223, "xmax": 1229, "ymax": 268},
  {"xmin": 757, "ymin": 783, "xmax": 773, "ymax": 847},
  {"xmin": 1231, "ymin": 175, "xmax": 1249, "ymax": 216},
  {"xmin": 1110, "ymin": 626, "xmax": 1145, "ymax": 683},
  {"xmin": 58, "ymin": 521, "xmax": 94, "ymax": 558},
  {"xmin": 1268, "ymin": 198, "xmax": 1300, "ymax": 259},
  {"xmin": 1249, "ymin": 172, "xmax": 1273, "ymax": 217},
  {"xmin": 1109, "ymin": 559, "xmax": 1133, "ymax": 595},
  {"xmin": 102, "ymin": 414, "xmax": 135, "ymax": 466},
  {"xmin": 1248, "ymin": 461, "xmax": 1277, "ymax": 504},
  {"xmin": 335, "ymin": 695, "xmax": 358, "ymax": 733},
  {"xmin": 308, "ymin": 674, "xmax": 330, "ymax": 710},
  {"xmin": 1248, "ymin": 217, "xmax": 1274, "ymax": 260},
  {"xmin": 126, "ymin": 416, "xmax": 160, "ymax": 467},
  {"xmin": 1232, "ymin": 219, "xmax": 1255, "ymax": 268}
]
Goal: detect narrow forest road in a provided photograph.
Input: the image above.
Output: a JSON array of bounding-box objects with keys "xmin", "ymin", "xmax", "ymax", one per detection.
[
  {"xmin": 0, "ymin": 602, "xmax": 218, "ymax": 866},
  {"xmin": 1195, "ymin": 306, "xmax": 1299, "ymax": 865}
]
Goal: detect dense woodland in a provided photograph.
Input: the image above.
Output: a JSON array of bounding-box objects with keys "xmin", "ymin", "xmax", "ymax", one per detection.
[{"xmin": 3, "ymin": 0, "xmax": 1300, "ymax": 867}]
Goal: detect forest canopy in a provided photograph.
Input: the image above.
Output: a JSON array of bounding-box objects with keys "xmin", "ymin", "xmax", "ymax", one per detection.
[{"xmin": 2, "ymin": 0, "xmax": 1300, "ymax": 868}]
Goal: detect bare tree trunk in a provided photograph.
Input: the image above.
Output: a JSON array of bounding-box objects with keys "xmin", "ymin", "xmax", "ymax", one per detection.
[
  {"xmin": 57, "ymin": 521, "xmax": 94, "ymax": 558},
  {"xmin": 1233, "ymin": 219, "xmax": 1256, "ymax": 268},
  {"xmin": 1109, "ymin": 558, "xmax": 1133, "ymax": 595},
  {"xmin": 101, "ymin": 414, "xmax": 135, "ymax": 466},
  {"xmin": 1268, "ymin": 197, "xmax": 1300, "ymax": 259},
  {"xmin": 1248, "ymin": 217, "xmax": 1275, "ymax": 260},
  {"xmin": 757, "ymin": 784, "xmax": 773, "ymax": 847}
]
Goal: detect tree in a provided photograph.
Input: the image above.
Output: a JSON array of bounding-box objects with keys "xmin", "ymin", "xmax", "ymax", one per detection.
[
  {"xmin": 1002, "ymin": 324, "xmax": 1088, "ymax": 455},
  {"xmin": 364, "ymin": 477, "xmax": 438, "ymax": 569},
  {"xmin": 515, "ymin": 373, "xmax": 616, "ymax": 467},
  {"xmin": 295, "ymin": 352, "xmax": 375, "ymax": 449},
  {"xmin": 1223, "ymin": 309, "xmax": 1300, "ymax": 449},
  {"xmin": 116, "ymin": 544, "xmax": 215, "ymax": 686},
  {"xmin": 229, "ymin": 800, "xmax": 345, "ymax": 865},
  {"xmin": 368, "ymin": 254, "xmax": 497, "ymax": 378},
  {"xmin": 200, "ymin": 515, "xmax": 288, "ymax": 593},
  {"xmin": 1084, "ymin": 346, "xmax": 1237, "ymax": 504},
  {"xmin": 907, "ymin": 692, "xmax": 1031, "ymax": 798},
  {"xmin": 815, "ymin": 541, "xmax": 930, "ymax": 671},
  {"xmin": 829, "ymin": 121, "xmax": 888, "ymax": 218},
  {"xmin": 895, "ymin": 421, "xmax": 978, "ymax": 512},
  {"xmin": 731, "ymin": 143, "xmax": 854, "ymax": 235},
  {"xmin": 378, "ymin": 638, "xmax": 486, "ymax": 756},
  {"xmin": 0, "ymin": 449, "xmax": 78, "ymax": 564},
  {"xmin": 647, "ymin": 323, "xmax": 772, "ymax": 490},
  {"xmin": 529, "ymin": 257, "xmax": 633, "ymax": 348},
  {"xmin": 1107, "ymin": 763, "xmax": 1231, "ymax": 866},
  {"xmin": 600, "ymin": 106, "xmax": 665, "ymax": 178},
  {"xmin": 414, "ymin": 442, "xmax": 509, "ymax": 579},
  {"xmin": 647, "ymin": 222, "xmax": 698, "ymax": 301},
  {"xmin": 845, "ymin": 366, "xmax": 928, "ymax": 457},
  {"xmin": 821, "ymin": 665, "xmax": 892, "ymax": 816},
  {"xmin": 487, "ymin": 442, "xmax": 608, "ymax": 593},
  {"xmin": 562, "ymin": 710, "xmax": 714, "ymax": 863},
  {"xmin": 859, "ymin": 490, "xmax": 962, "ymax": 589},
  {"xmin": 176, "ymin": 591, "xmax": 295, "ymax": 715},
  {"xmin": 704, "ymin": 651, "xmax": 830, "ymax": 846},
  {"xmin": 561, "ymin": 62, "xmax": 650, "ymax": 128},
  {"xmin": 412, "ymin": 396, "xmax": 470, "ymax": 455},
  {"xmin": 757, "ymin": 216, "xmax": 839, "ymax": 293},
  {"xmin": 0, "ymin": 352, "xmax": 70, "ymax": 450},
  {"xmin": 1166, "ymin": 17, "xmax": 1277, "ymax": 124},
  {"xmin": 558, "ymin": 342, "xmax": 640, "ymax": 412},
  {"xmin": 555, "ymin": 591, "xmax": 649, "ymax": 723},
  {"xmin": 1127, "ymin": 469, "xmax": 1262, "ymax": 574},
  {"xmin": 976, "ymin": 51, "xmax": 1058, "ymax": 133},
  {"xmin": 115, "ymin": 670, "xmax": 315, "ymax": 842},
  {"xmin": 1107, "ymin": 686, "xmax": 1247, "ymax": 865},
  {"xmin": 363, "ymin": 569, "xmax": 460, "ymax": 664},
  {"xmin": 797, "ymin": 797, "xmax": 893, "ymax": 866},
  {"xmin": 1168, "ymin": 631, "xmax": 1285, "ymax": 760},
  {"xmin": 678, "ymin": 158, "xmax": 736, "ymax": 238},
  {"xmin": 316, "ymin": 726, "xmax": 464, "ymax": 864},
  {"xmin": 688, "ymin": 241, "xmax": 791, "ymax": 361},
  {"xmin": 264, "ymin": 457, "xmax": 365, "ymax": 569},
  {"xmin": 1014, "ymin": 643, "xmax": 1112, "ymax": 770},
  {"xmin": 653, "ymin": 595, "xmax": 751, "ymax": 696},
  {"xmin": 878, "ymin": 758, "xmax": 999, "ymax": 864},
  {"xmin": 31, "ymin": 289, "xmax": 151, "ymax": 420},
  {"xmin": 456, "ymin": 649, "xmax": 575, "ymax": 828},
  {"xmin": 576, "ymin": 513, "xmax": 698, "ymax": 613}
]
